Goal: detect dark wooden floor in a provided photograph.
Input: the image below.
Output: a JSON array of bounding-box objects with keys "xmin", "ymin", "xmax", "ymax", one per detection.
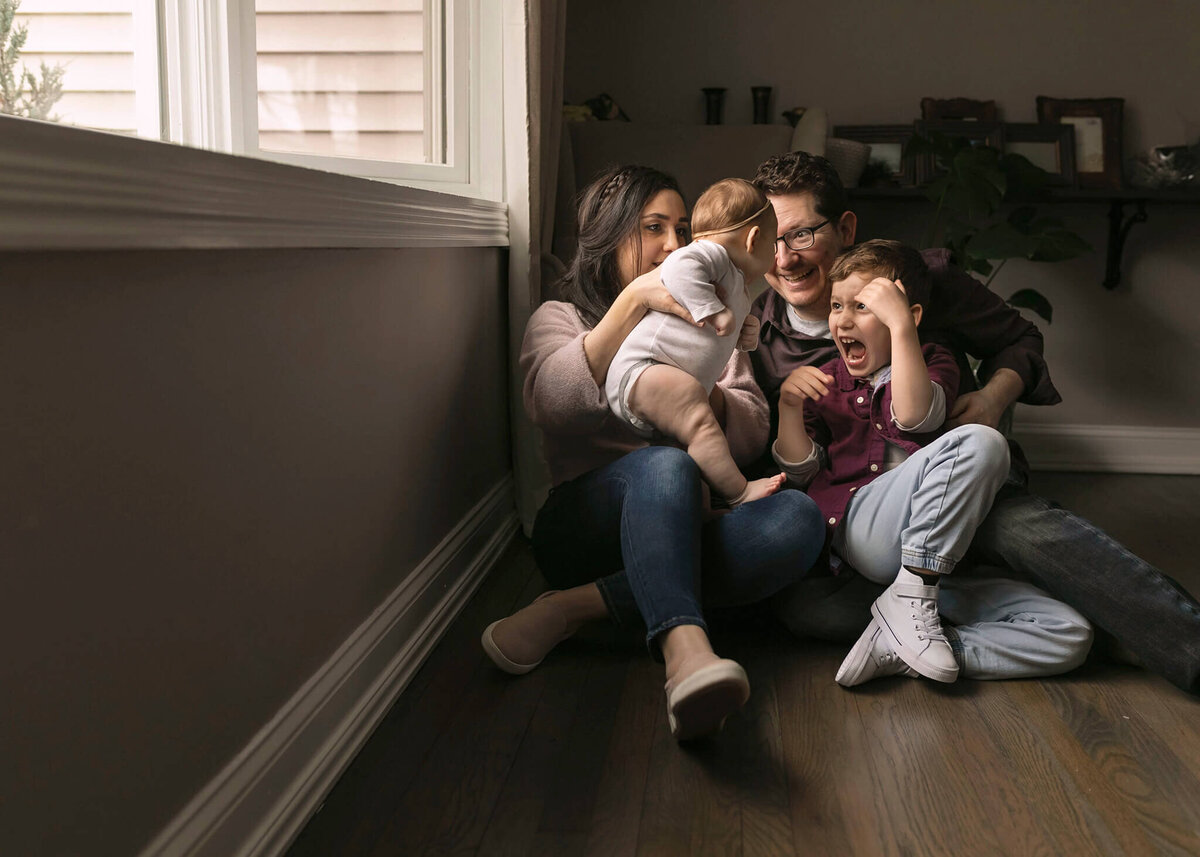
[{"xmin": 287, "ymin": 473, "xmax": 1200, "ymax": 857}]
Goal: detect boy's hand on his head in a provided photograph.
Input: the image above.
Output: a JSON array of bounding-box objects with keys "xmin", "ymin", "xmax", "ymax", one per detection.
[
  {"xmin": 856, "ymin": 276, "xmax": 915, "ymax": 332},
  {"xmin": 736, "ymin": 314, "xmax": 761, "ymax": 351},
  {"xmin": 707, "ymin": 306, "xmax": 736, "ymax": 336},
  {"xmin": 779, "ymin": 365, "xmax": 834, "ymax": 408}
]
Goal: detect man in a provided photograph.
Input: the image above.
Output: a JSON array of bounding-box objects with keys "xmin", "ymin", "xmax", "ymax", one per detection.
[{"xmin": 750, "ymin": 150, "xmax": 1200, "ymax": 695}]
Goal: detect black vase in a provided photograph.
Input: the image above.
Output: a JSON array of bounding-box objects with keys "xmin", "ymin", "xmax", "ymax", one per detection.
[
  {"xmin": 702, "ymin": 88, "xmax": 726, "ymax": 125},
  {"xmin": 751, "ymin": 86, "xmax": 772, "ymax": 124}
]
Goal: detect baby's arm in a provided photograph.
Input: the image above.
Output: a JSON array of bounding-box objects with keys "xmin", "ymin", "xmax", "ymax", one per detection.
[
  {"xmin": 660, "ymin": 245, "xmax": 728, "ymax": 326},
  {"xmin": 855, "ymin": 277, "xmax": 931, "ymax": 426},
  {"xmin": 704, "ymin": 306, "xmax": 736, "ymax": 336}
]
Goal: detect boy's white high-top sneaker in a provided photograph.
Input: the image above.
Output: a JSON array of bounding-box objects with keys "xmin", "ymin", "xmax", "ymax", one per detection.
[
  {"xmin": 836, "ymin": 619, "xmax": 921, "ymax": 687},
  {"xmin": 870, "ymin": 568, "xmax": 959, "ymax": 683}
]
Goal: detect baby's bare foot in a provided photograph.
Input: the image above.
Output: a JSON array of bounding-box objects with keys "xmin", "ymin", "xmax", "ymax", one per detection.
[{"xmin": 734, "ymin": 473, "xmax": 786, "ymax": 506}]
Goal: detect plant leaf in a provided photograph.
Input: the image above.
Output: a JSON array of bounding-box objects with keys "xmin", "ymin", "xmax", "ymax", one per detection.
[
  {"xmin": 965, "ymin": 222, "xmax": 1039, "ymax": 260},
  {"xmin": 1007, "ymin": 288, "xmax": 1053, "ymax": 323},
  {"xmin": 1029, "ymin": 229, "xmax": 1093, "ymax": 263}
]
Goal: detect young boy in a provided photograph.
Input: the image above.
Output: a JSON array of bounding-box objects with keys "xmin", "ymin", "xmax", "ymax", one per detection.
[
  {"xmin": 607, "ymin": 178, "xmax": 786, "ymax": 506},
  {"xmin": 773, "ymin": 240, "xmax": 1012, "ymax": 684}
]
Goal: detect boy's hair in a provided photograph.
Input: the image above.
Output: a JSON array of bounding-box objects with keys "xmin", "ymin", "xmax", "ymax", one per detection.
[
  {"xmin": 828, "ymin": 240, "xmax": 932, "ymax": 307},
  {"xmin": 752, "ymin": 150, "xmax": 848, "ymax": 221},
  {"xmin": 691, "ymin": 178, "xmax": 772, "ymax": 237}
]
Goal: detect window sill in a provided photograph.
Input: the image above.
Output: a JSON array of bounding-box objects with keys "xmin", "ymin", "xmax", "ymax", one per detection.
[{"xmin": 0, "ymin": 116, "xmax": 509, "ymax": 251}]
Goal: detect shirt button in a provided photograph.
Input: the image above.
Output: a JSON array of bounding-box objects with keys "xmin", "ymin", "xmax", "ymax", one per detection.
[
  {"xmin": 828, "ymin": 517, "xmax": 837, "ymax": 525},
  {"xmin": 870, "ymin": 463, "xmax": 879, "ymax": 472},
  {"xmin": 875, "ymin": 423, "xmax": 883, "ymax": 430},
  {"xmin": 849, "ymin": 486, "xmax": 858, "ymax": 492},
  {"xmin": 856, "ymin": 396, "xmax": 864, "ymax": 404}
]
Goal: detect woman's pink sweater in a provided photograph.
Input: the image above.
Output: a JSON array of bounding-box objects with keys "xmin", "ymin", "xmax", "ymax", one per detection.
[{"xmin": 521, "ymin": 301, "xmax": 770, "ymax": 487}]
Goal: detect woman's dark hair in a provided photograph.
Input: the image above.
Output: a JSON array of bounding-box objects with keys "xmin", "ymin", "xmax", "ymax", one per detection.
[{"xmin": 557, "ymin": 165, "xmax": 686, "ymax": 327}]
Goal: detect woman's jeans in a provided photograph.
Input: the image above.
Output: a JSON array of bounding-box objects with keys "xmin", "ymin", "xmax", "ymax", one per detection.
[{"xmin": 531, "ymin": 446, "xmax": 824, "ymax": 651}]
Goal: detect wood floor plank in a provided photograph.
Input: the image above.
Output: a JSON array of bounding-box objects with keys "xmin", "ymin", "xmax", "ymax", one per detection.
[
  {"xmin": 1040, "ymin": 673, "xmax": 1200, "ymax": 855},
  {"xmin": 967, "ymin": 677, "xmax": 1128, "ymax": 856},
  {"xmin": 720, "ymin": 630, "xmax": 793, "ymax": 857},
  {"xmin": 775, "ymin": 640, "xmax": 900, "ymax": 857},
  {"xmin": 286, "ymin": 537, "xmax": 539, "ymax": 857},
  {"xmin": 1007, "ymin": 678, "xmax": 1162, "ymax": 857},
  {"xmin": 582, "ymin": 656, "xmax": 661, "ymax": 857}
]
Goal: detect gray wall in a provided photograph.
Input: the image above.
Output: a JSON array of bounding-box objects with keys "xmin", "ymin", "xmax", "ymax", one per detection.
[
  {"xmin": 566, "ymin": 0, "xmax": 1200, "ymax": 432},
  {"xmin": 0, "ymin": 246, "xmax": 510, "ymax": 856}
]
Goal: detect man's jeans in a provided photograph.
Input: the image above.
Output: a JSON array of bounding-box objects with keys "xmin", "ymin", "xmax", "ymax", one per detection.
[
  {"xmin": 531, "ymin": 446, "xmax": 825, "ymax": 650},
  {"xmin": 968, "ymin": 470, "xmax": 1200, "ymax": 694}
]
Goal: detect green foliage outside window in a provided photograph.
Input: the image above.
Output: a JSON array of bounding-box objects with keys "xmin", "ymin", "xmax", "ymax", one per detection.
[{"xmin": 1, "ymin": 0, "xmax": 65, "ymax": 121}]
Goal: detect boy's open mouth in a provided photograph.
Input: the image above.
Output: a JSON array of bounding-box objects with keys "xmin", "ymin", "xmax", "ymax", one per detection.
[{"xmin": 839, "ymin": 337, "xmax": 867, "ymax": 368}]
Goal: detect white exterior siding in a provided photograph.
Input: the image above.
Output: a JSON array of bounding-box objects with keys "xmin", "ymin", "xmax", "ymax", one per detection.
[{"xmin": 13, "ymin": 0, "xmax": 426, "ymax": 162}]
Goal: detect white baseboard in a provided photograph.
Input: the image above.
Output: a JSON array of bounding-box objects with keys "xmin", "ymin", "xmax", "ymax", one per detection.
[
  {"xmin": 1015, "ymin": 423, "xmax": 1200, "ymax": 475},
  {"xmin": 139, "ymin": 476, "xmax": 519, "ymax": 857}
]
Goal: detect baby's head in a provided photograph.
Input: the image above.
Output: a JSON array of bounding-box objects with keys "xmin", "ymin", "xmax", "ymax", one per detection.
[
  {"xmin": 827, "ymin": 240, "xmax": 931, "ymax": 376},
  {"xmin": 691, "ymin": 178, "xmax": 778, "ymax": 280}
]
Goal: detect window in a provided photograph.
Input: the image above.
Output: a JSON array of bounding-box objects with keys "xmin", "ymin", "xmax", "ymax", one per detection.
[
  {"xmin": 7, "ymin": 0, "xmax": 501, "ymax": 200},
  {"xmin": 0, "ymin": 0, "xmax": 513, "ymax": 250}
]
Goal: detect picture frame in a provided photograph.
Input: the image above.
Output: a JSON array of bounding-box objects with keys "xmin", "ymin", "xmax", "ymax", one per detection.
[
  {"xmin": 1003, "ymin": 122, "xmax": 1077, "ymax": 187},
  {"xmin": 830, "ymin": 124, "xmax": 918, "ymax": 187},
  {"xmin": 1035, "ymin": 96, "xmax": 1124, "ymax": 189},
  {"xmin": 912, "ymin": 120, "xmax": 1005, "ymax": 186},
  {"xmin": 920, "ymin": 97, "xmax": 998, "ymax": 123}
]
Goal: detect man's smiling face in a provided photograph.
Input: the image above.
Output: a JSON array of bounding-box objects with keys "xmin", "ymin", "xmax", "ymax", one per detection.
[{"xmin": 763, "ymin": 191, "xmax": 856, "ymax": 322}]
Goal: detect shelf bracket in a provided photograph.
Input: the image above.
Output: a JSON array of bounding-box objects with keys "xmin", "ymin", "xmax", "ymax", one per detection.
[{"xmin": 1104, "ymin": 199, "xmax": 1148, "ymax": 289}]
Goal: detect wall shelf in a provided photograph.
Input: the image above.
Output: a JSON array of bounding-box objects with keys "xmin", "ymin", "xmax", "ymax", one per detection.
[{"xmin": 847, "ymin": 186, "xmax": 1200, "ymax": 289}]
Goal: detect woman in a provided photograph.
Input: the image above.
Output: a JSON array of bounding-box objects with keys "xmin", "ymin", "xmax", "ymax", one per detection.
[{"xmin": 483, "ymin": 165, "xmax": 824, "ymax": 740}]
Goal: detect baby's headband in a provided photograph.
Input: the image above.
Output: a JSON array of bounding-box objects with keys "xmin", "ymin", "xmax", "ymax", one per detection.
[{"xmin": 691, "ymin": 200, "xmax": 773, "ymax": 239}]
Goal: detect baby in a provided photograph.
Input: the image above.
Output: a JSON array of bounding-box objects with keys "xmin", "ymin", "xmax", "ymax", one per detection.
[{"xmin": 606, "ymin": 178, "xmax": 785, "ymax": 506}]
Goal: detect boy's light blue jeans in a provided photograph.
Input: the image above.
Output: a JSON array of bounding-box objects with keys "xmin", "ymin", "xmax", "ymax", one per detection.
[
  {"xmin": 834, "ymin": 424, "xmax": 1012, "ymax": 582},
  {"xmin": 811, "ymin": 424, "xmax": 1094, "ymax": 678}
]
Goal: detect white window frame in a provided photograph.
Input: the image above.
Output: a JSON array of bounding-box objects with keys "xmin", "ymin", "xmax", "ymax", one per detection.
[{"xmin": 0, "ymin": 0, "xmax": 512, "ymax": 250}]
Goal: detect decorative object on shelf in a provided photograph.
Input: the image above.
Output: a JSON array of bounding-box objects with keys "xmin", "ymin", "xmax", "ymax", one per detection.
[
  {"xmin": 751, "ymin": 86, "xmax": 773, "ymax": 124},
  {"xmin": 920, "ymin": 97, "xmax": 998, "ymax": 123},
  {"xmin": 789, "ymin": 106, "xmax": 827, "ymax": 156},
  {"xmin": 582, "ymin": 92, "xmax": 630, "ymax": 121},
  {"xmin": 701, "ymin": 87, "xmax": 727, "ymax": 125},
  {"xmin": 832, "ymin": 124, "xmax": 918, "ymax": 186},
  {"xmin": 904, "ymin": 127, "xmax": 1093, "ymax": 320},
  {"xmin": 1128, "ymin": 143, "xmax": 1199, "ymax": 189},
  {"xmin": 824, "ymin": 137, "xmax": 872, "ymax": 188},
  {"xmin": 911, "ymin": 120, "xmax": 1005, "ymax": 185},
  {"xmin": 782, "ymin": 107, "xmax": 806, "ymax": 127},
  {"xmin": 1004, "ymin": 122, "xmax": 1077, "ymax": 187},
  {"xmin": 1036, "ymin": 96, "xmax": 1124, "ymax": 189}
]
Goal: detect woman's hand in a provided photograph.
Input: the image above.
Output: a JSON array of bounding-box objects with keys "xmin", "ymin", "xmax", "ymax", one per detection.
[{"xmin": 625, "ymin": 267, "xmax": 701, "ymax": 326}]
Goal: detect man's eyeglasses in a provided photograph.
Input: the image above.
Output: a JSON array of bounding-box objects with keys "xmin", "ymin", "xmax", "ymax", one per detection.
[{"xmin": 775, "ymin": 218, "xmax": 832, "ymax": 252}]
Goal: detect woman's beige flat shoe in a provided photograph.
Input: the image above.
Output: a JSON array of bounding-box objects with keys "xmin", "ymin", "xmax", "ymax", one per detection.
[
  {"xmin": 481, "ymin": 591, "xmax": 562, "ymax": 675},
  {"xmin": 665, "ymin": 658, "xmax": 750, "ymax": 741}
]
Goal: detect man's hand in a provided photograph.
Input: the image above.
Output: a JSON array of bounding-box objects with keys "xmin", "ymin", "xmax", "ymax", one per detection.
[
  {"xmin": 855, "ymin": 277, "xmax": 916, "ymax": 333},
  {"xmin": 946, "ymin": 368, "xmax": 1024, "ymax": 429},
  {"xmin": 736, "ymin": 314, "xmax": 761, "ymax": 352},
  {"xmin": 779, "ymin": 365, "xmax": 834, "ymax": 408}
]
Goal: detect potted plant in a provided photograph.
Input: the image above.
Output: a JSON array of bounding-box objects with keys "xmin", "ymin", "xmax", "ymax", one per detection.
[{"xmin": 904, "ymin": 131, "xmax": 1092, "ymax": 323}]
